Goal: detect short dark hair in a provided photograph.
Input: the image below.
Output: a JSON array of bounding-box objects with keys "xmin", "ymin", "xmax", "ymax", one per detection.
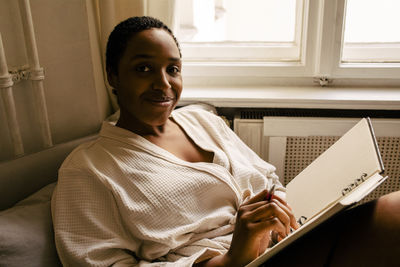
[{"xmin": 106, "ymin": 16, "xmax": 181, "ymax": 74}]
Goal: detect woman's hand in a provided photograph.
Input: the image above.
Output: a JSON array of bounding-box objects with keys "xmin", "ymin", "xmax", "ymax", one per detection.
[{"xmin": 225, "ymin": 189, "xmax": 299, "ymax": 266}]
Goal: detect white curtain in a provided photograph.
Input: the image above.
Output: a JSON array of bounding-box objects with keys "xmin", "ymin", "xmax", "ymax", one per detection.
[{"xmin": 92, "ymin": 0, "xmax": 178, "ymax": 111}]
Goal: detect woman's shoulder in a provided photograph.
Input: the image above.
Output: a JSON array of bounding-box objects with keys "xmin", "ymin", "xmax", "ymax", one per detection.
[
  {"xmin": 172, "ymin": 106, "xmax": 232, "ymax": 140},
  {"xmin": 173, "ymin": 104, "xmax": 219, "ymax": 121},
  {"xmin": 59, "ymin": 138, "xmax": 102, "ymax": 171}
]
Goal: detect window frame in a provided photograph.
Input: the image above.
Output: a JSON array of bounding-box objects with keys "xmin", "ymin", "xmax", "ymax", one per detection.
[
  {"xmin": 318, "ymin": 0, "xmax": 400, "ymax": 80},
  {"xmin": 180, "ymin": 0, "xmax": 305, "ymax": 63},
  {"xmin": 342, "ymin": 43, "xmax": 400, "ymax": 63},
  {"xmin": 180, "ymin": 0, "xmax": 400, "ymax": 86},
  {"xmin": 181, "ymin": 0, "xmax": 317, "ymax": 79}
]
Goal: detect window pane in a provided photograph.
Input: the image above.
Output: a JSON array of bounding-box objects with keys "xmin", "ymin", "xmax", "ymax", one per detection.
[
  {"xmin": 177, "ymin": 0, "xmax": 297, "ymax": 43},
  {"xmin": 344, "ymin": 0, "xmax": 400, "ymax": 43},
  {"xmin": 342, "ymin": 0, "xmax": 400, "ymax": 62}
]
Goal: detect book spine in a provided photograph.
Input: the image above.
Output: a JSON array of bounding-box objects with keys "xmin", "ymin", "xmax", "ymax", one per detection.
[{"xmin": 341, "ymin": 173, "xmax": 368, "ymax": 196}]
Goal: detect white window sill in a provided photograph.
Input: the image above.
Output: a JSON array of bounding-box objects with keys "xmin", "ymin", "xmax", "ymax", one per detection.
[{"xmin": 179, "ymin": 86, "xmax": 400, "ymax": 110}]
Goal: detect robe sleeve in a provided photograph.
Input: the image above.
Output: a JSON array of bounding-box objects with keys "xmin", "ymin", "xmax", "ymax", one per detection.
[{"xmin": 51, "ymin": 168, "xmax": 226, "ymax": 267}]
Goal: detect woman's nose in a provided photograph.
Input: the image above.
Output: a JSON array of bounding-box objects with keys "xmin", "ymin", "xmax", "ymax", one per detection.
[{"xmin": 152, "ymin": 70, "xmax": 171, "ymax": 90}]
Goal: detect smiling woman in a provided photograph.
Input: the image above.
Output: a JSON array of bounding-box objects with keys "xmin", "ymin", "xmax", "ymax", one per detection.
[
  {"xmin": 51, "ymin": 16, "xmax": 400, "ymax": 267},
  {"xmin": 51, "ymin": 16, "xmax": 294, "ymax": 266},
  {"xmin": 104, "ymin": 18, "xmax": 212, "ymax": 163},
  {"xmin": 107, "ymin": 26, "xmax": 183, "ymax": 134}
]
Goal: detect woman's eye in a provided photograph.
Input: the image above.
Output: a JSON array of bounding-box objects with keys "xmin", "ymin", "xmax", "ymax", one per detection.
[
  {"xmin": 136, "ymin": 65, "xmax": 151, "ymax": 72},
  {"xmin": 168, "ymin": 66, "xmax": 181, "ymax": 74}
]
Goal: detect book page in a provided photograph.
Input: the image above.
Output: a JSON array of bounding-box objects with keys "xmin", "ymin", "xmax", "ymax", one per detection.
[{"xmin": 286, "ymin": 118, "xmax": 383, "ymax": 222}]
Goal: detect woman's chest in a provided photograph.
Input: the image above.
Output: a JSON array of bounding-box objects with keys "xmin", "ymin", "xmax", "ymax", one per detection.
[
  {"xmin": 145, "ymin": 120, "xmax": 215, "ymax": 163},
  {"xmin": 111, "ymin": 161, "xmax": 238, "ymax": 235}
]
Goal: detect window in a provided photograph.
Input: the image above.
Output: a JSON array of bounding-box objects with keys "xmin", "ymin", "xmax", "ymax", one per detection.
[
  {"xmin": 175, "ymin": 0, "xmax": 400, "ymax": 84},
  {"xmin": 342, "ymin": 0, "xmax": 400, "ymax": 63},
  {"xmin": 176, "ymin": 0, "xmax": 303, "ymax": 62}
]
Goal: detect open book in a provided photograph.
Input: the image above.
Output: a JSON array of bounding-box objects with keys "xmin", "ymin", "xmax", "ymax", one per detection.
[{"xmin": 246, "ymin": 118, "xmax": 387, "ymax": 267}]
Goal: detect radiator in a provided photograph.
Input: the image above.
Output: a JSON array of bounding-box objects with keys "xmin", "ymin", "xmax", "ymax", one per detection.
[{"xmin": 234, "ymin": 115, "xmax": 400, "ymax": 202}]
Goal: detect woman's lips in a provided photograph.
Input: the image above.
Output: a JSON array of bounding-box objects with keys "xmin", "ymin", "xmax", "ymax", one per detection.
[{"xmin": 144, "ymin": 96, "xmax": 175, "ymax": 107}]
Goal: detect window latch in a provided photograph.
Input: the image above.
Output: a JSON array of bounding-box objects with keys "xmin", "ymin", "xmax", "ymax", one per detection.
[{"xmin": 313, "ymin": 76, "xmax": 332, "ymax": 87}]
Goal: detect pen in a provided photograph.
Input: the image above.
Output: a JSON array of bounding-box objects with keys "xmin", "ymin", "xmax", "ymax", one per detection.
[{"xmin": 266, "ymin": 184, "xmax": 276, "ymax": 202}]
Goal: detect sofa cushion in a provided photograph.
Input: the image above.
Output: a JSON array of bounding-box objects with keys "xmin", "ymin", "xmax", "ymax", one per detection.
[{"xmin": 0, "ymin": 183, "xmax": 61, "ymax": 267}]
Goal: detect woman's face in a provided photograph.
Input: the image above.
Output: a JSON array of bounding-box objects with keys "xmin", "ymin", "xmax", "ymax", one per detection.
[{"xmin": 109, "ymin": 28, "xmax": 182, "ymax": 128}]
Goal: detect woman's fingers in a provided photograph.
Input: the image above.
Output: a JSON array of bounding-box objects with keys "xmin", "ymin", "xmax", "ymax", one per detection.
[
  {"xmin": 270, "ymin": 193, "xmax": 289, "ymax": 208},
  {"xmin": 240, "ymin": 194, "xmax": 299, "ymax": 234},
  {"xmin": 238, "ymin": 201, "xmax": 290, "ymax": 237},
  {"xmin": 270, "ymin": 199, "xmax": 300, "ymax": 231},
  {"xmin": 228, "ymin": 187, "xmax": 299, "ymax": 265},
  {"xmin": 244, "ymin": 189, "xmax": 271, "ymax": 205},
  {"xmin": 244, "ymin": 187, "xmax": 290, "ymax": 212},
  {"xmin": 249, "ymin": 216, "xmax": 288, "ymax": 240},
  {"xmin": 256, "ymin": 190, "xmax": 300, "ymax": 231},
  {"xmin": 237, "ymin": 187, "xmax": 300, "ymax": 244},
  {"xmin": 248, "ymin": 201, "xmax": 291, "ymax": 235}
]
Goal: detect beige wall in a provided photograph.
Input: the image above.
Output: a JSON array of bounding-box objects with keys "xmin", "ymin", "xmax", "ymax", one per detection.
[{"xmin": 0, "ymin": 0, "xmax": 112, "ymax": 161}]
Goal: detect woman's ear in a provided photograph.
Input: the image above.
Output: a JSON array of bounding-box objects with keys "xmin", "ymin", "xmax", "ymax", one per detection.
[{"xmin": 106, "ymin": 68, "xmax": 118, "ymax": 89}]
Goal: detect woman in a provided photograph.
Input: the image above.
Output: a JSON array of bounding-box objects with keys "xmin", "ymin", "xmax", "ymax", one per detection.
[{"xmin": 52, "ymin": 16, "xmax": 400, "ymax": 266}]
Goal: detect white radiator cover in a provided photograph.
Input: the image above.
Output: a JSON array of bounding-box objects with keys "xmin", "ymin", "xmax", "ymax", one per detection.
[{"xmin": 234, "ymin": 117, "xmax": 400, "ymax": 202}]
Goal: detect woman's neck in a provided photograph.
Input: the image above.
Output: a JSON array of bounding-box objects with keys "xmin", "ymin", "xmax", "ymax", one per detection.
[{"xmin": 116, "ymin": 112, "xmax": 170, "ymax": 137}]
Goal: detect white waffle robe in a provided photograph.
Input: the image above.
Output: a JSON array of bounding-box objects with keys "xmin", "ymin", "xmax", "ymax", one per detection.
[{"xmin": 51, "ymin": 108, "xmax": 284, "ymax": 266}]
